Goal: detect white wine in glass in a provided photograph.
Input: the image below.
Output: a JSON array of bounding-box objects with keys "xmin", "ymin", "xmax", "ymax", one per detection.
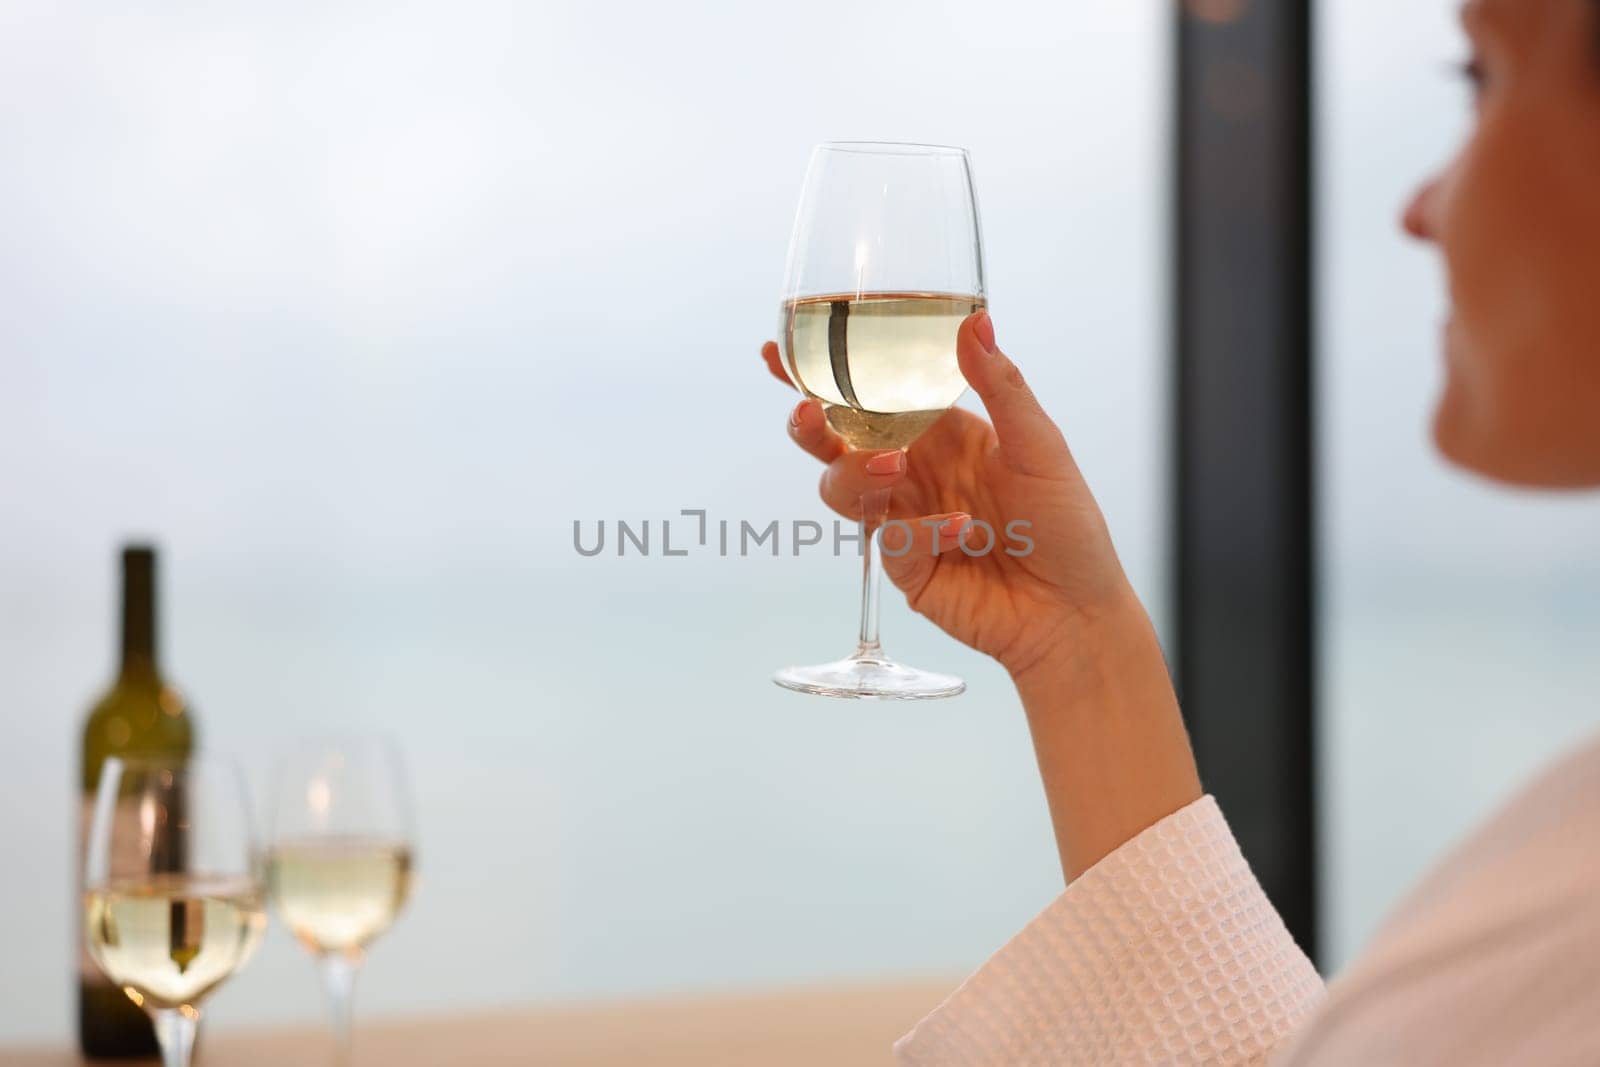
[
  {"xmin": 270, "ymin": 837, "xmax": 413, "ymax": 954},
  {"xmin": 83, "ymin": 756, "xmax": 266, "ymax": 1067},
  {"xmin": 781, "ymin": 292, "xmax": 986, "ymax": 451},
  {"xmin": 268, "ymin": 737, "xmax": 415, "ymax": 1065},
  {"xmin": 775, "ymin": 142, "xmax": 987, "ymax": 700},
  {"xmin": 85, "ymin": 876, "xmax": 266, "ymax": 1012}
]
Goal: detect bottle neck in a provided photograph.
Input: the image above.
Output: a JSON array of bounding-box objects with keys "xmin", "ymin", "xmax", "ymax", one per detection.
[{"xmin": 119, "ymin": 552, "xmax": 159, "ymax": 679}]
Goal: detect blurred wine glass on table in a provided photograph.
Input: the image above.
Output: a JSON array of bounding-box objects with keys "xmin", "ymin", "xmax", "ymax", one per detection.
[
  {"xmin": 774, "ymin": 141, "xmax": 987, "ymax": 700},
  {"xmin": 83, "ymin": 755, "xmax": 267, "ymax": 1067},
  {"xmin": 268, "ymin": 736, "xmax": 416, "ymax": 1064}
]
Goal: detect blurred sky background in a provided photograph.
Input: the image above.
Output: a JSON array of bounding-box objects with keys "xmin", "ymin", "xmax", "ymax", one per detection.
[
  {"xmin": 0, "ymin": 0, "xmax": 1166, "ymax": 1042},
  {"xmin": 4, "ymin": 0, "xmax": 1600, "ymax": 1047}
]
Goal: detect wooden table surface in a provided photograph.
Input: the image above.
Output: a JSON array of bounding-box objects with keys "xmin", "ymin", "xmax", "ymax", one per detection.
[{"xmin": 1, "ymin": 981, "xmax": 953, "ymax": 1066}]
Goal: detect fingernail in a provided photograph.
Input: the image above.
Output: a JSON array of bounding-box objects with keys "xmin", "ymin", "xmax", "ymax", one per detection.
[
  {"xmin": 789, "ymin": 401, "xmax": 807, "ymax": 430},
  {"xmin": 973, "ymin": 312, "xmax": 997, "ymax": 354},
  {"xmin": 865, "ymin": 451, "xmax": 906, "ymax": 476},
  {"xmin": 939, "ymin": 514, "xmax": 970, "ymax": 539}
]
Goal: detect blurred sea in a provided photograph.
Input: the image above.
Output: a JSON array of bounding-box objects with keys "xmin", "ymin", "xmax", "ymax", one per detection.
[{"xmin": 6, "ymin": 551, "xmax": 1600, "ymax": 1040}]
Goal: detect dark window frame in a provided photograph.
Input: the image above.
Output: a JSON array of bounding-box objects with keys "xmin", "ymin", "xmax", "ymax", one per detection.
[{"xmin": 1172, "ymin": 0, "xmax": 1318, "ymax": 961}]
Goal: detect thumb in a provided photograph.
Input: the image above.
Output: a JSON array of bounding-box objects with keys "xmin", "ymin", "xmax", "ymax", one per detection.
[{"xmin": 956, "ymin": 312, "xmax": 1071, "ymax": 478}]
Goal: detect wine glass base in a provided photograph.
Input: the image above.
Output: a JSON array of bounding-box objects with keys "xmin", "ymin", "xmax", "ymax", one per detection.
[{"xmin": 773, "ymin": 653, "xmax": 966, "ymax": 701}]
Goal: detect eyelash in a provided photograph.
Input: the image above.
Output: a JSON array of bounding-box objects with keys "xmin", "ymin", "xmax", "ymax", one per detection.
[{"xmin": 1456, "ymin": 56, "xmax": 1487, "ymax": 91}]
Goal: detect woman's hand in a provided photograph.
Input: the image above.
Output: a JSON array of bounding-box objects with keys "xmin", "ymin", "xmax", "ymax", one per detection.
[
  {"xmin": 763, "ymin": 310, "xmax": 1201, "ymax": 879},
  {"xmin": 762, "ymin": 311, "xmax": 1134, "ymax": 683}
]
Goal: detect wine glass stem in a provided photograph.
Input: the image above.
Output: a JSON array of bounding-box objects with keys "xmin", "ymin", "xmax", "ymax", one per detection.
[
  {"xmin": 857, "ymin": 483, "xmax": 892, "ymax": 656},
  {"xmin": 319, "ymin": 953, "xmax": 361, "ymax": 1065},
  {"xmin": 149, "ymin": 1008, "xmax": 198, "ymax": 1067}
]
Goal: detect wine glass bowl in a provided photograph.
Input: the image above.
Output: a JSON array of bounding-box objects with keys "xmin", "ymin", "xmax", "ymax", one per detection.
[
  {"xmin": 780, "ymin": 291, "xmax": 985, "ymax": 452},
  {"xmin": 267, "ymin": 736, "xmax": 415, "ymax": 1063},
  {"xmin": 270, "ymin": 837, "xmax": 413, "ymax": 957},
  {"xmin": 774, "ymin": 142, "xmax": 986, "ymax": 700},
  {"xmin": 83, "ymin": 755, "xmax": 265, "ymax": 1067}
]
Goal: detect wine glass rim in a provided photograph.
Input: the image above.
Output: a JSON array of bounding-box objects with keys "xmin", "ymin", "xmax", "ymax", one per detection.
[
  {"xmin": 817, "ymin": 140, "xmax": 970, "ymax": 157},
  {"xmin": 88, "ymin": 753, "xmax": 258, "ymax": 890},
  {"xmin": 277, "ymin": 731, "xmax": 407, "ymax": 757},
  {"xmin": 267, "ymin": 732, "xmax": 415, "ymax": 846}
]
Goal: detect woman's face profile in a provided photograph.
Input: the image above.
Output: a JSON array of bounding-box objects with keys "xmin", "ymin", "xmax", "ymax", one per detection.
[{"xmin": 1405, "ymin": 0, "xmax": 1600, "ymax": 487}]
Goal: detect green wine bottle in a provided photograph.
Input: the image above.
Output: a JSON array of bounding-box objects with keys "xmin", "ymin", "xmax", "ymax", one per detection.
[{"xmin": 78, "ymin": 546, "xmax": 196, "ymax": 1058}]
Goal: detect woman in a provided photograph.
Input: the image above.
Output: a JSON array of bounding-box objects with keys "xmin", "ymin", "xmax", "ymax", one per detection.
[{"xmin": 761, "ymin": 0, "xmax": 1600, "ymax": 1062}]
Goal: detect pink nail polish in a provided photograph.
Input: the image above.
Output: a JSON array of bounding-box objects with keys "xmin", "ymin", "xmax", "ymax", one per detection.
[
  {"xmin": 940, "ymin": 515, "xmax": 969, "ymax": 539},
  {"xmin": 865, "ymin": 451, "xmax": 906, "ymax": 476},
  {"xmin": 973, "ymin": 312, "xmax": 997, "ymax": 354},
  {"xmin": 789, "ymin": 402, "xmax": 807, "ymax": 429}
]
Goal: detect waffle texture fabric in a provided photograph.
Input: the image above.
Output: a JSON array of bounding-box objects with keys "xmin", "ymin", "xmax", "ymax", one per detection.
[
  {"xmin": 895, "ymin": 736, "xmax": 1600, "ymax": 1065},
  {"xmin": 894, "ymin": 796, "xmax": 1322, "ymax": 1065}
]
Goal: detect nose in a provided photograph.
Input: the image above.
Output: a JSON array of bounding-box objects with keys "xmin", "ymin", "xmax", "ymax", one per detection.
[{"xmin": 1403, "ymin": 172, "xmax": 1445, "ymax": 242}]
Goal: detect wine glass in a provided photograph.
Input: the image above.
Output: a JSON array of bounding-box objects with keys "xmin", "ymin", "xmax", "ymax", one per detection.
[
  {"xmin": 267, "ymin": 736, "xmax": 415, "ymax": 1064},
  {"xmin": 774, "ymin": 141, "xmax": 986, "ymax": 699},
  {"xmin": 83, "ymin": 755, "xmax": 267, "ymax": 1067}
]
